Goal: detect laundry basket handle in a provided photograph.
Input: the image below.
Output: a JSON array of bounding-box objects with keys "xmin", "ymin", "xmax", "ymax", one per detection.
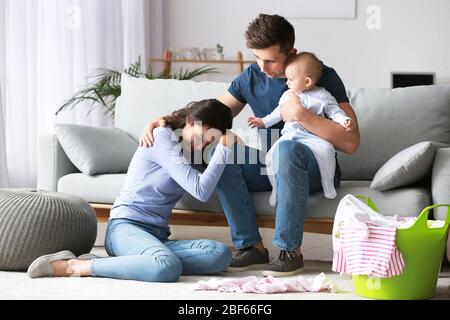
[
  {"xmin": 354, "ymin": 195, "xmax": 380, "ymax": 212},
  {"xmin": 414, "ymin": 204, "xmax": 450, "ymax": 230}
]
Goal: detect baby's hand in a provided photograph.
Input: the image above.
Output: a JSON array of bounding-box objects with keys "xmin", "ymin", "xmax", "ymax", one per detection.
[
  {"xmin": 343, "ymin": 119, "xmax": 355, "ymax": 131},
  {"xmin": 247, "ymin": 117, "xmax": 265, "ymax": 128}
]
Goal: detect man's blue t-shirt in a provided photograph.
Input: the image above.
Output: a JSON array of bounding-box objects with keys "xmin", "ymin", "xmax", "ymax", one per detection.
[{"xmin": 228, "ymin": 63, "xmax": 349, "ymax": 130}]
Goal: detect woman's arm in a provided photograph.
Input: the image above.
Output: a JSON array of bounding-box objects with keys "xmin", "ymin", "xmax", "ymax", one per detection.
[
  {"xmin": 281, "ymin": 93, "xmax": 360, "ymax": 154},
  {"xmin": 149, "ymin": 130, "xmax": 232, "ymax": 202}
]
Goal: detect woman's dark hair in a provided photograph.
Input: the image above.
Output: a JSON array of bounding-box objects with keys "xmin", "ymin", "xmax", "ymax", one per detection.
[
  {"xmin": 163, "ymin": 99, "xmax": 233, "ymax": 134},
  {"xmin": 245, "ymin": 14, "xmax": 295, "ymax": 54}
]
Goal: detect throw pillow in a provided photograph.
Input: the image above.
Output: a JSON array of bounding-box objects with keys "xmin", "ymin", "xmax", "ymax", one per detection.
[
  {"xmin": 370, "ymin": 141, "xmax": 447, "ymax": 191},
  {"xmin": 55, "ymin": 124, "xmax": 138, "ymax": 175}
]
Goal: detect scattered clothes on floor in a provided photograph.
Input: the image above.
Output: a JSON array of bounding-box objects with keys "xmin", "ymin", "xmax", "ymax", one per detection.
[
  {"xmin": 332, "ymin": 194, "xmax": 444, "ymax": 278},
  {"xmin": 193, "ymin": 272, "xmax": 338, "ymax": 294}
]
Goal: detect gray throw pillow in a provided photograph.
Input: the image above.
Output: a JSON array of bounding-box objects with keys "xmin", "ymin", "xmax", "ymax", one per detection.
[
  {"xmin": 55, "ymin": 124, "xmax": 138, "ymax": 175},
  {"xmin": 370, "ymin": 141, "xmax": 447, "ymax": 191}
]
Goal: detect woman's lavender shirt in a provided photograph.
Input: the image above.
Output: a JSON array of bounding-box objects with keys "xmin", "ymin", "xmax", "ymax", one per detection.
[{"xmin": 110, "ymin": 127, "xmax": 231, "ymax": 229}]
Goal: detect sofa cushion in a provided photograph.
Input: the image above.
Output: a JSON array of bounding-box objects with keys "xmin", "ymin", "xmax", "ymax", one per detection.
[
  {"xmin": 432, "ymin": 148, "xmax": 450, "ymax": 221},
  {"xmin": 175, "ymin": 180, "xmax": 430, "ymax": 219},
  {"xmin": 116, "ymin": 74, "xmax": 260, "ymax": 148},
  {"xmin": 58, "ymin": 173, "xmax": 127, "ymax": 204},
  {"xmin": 55, "ymin": 124, "xmax": 138, "ymax": 175},
  {"xmin": 370, "ymin": 141, "xmax": 447, "ymax": 191},
  {"xmin": 339, "ymin": 85, "xmax": 450, "ymax": 180},
  {"xmin": 58, "ymin": 174, "xmax": 430, "ymax": 219}
]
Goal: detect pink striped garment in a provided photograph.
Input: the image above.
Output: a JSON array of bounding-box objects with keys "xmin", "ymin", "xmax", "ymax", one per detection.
[{"xmin": 332, "ymin": 222, "xmax": 405, "ymax": 278}]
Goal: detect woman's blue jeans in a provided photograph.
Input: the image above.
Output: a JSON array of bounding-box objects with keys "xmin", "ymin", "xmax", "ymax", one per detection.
[{"xmin": 90, "ymin": 218, "xmax": 232, "ymax": 282}]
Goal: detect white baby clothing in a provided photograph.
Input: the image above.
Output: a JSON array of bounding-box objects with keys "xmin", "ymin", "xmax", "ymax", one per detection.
[
  {"xmin": 263, "ymin": 87, "xmax": 351, "ymax": 205},
  {"xmin": 194, "ymin": 272, "xmax": 338, "ymax": 294}
]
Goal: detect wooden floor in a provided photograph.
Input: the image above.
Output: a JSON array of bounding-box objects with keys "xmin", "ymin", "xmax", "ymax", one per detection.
[{"xmin": 91, "ymin": 203, "xmax": 334, "ymax": 235}]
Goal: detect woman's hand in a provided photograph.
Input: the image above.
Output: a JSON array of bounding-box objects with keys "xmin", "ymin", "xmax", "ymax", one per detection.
[
  {"xmin": 219, "ymin": 132, "xmax": 239, "ymax": 148},
  {"xmin": 139, "ymin": 119, "xmax": 167, "ymax": 147}
]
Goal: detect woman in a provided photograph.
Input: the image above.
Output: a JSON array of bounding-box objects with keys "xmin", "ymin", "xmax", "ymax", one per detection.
[{"xmin": 28, "ymin": 99, "xmax": 236, "ymax": 282}]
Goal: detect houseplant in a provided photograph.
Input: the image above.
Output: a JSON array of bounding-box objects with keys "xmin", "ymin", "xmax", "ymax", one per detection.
[{"xmin": 55, "ymin": 57, "xmax": 218, "ymax": 118}]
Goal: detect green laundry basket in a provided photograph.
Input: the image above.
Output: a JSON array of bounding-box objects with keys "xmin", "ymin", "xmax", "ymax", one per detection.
[{"xmin": 351, "ymin": 198, "xmax": 450, "ymax": 300}]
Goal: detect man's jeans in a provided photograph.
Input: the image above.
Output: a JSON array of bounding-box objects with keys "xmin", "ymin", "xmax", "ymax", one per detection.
[
  {"xmin": 90, "ymin": 218, "xmax": 232, "ymax": 282},
  {"xmin": 215, "ymin": 132, "xmax": 341, "ymax": 251}
]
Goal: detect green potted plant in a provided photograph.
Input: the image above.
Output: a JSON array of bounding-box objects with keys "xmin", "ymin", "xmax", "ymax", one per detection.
[{"xmin": 55, "ymin": 57, "xmax": 218, "ymax": 118}]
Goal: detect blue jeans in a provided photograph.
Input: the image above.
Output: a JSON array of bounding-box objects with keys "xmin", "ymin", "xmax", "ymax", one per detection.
[
  {"xmin": 90, "ymin": 218, "xmax": 232, "ymax": 282},
  {"xmin": 216, "ymin": 135, "xmax": 341, "ymax": 251}
]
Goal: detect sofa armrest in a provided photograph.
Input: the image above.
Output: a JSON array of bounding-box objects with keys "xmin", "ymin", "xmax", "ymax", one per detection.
[
  {"xmin": 432, "ymin": 147, "xmax": 450, "ymax": 220},
  {"xmin": 37, "ymin": 134, "xmax": 79, "ymax": 191}
]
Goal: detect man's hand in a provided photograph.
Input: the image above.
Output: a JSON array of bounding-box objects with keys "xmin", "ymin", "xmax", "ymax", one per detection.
[
  {"xmin": 280, "ymin": 91, "xmax": 305, "ymax": 122},
  {"xmin": 247, "ymin": 116, "xmax": 265, "ymax": 128},
  {"xmin": 139, "ymin": 119, "xmax": 167, "ymax": 147}
]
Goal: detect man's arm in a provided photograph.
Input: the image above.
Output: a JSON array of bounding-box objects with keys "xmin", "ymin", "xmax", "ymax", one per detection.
[
  {"xmin": 281, "ymin": 93, "xmax": 360, "ymax": 154},
  {"xmin": 217, "ymin": 92, "xmax": 245, "ymax": 117}
]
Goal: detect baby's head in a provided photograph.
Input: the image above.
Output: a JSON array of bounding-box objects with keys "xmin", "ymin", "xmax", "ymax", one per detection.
[{"xmin": 285, "ymin": 52, "xmax": 322, "ymax": 93}]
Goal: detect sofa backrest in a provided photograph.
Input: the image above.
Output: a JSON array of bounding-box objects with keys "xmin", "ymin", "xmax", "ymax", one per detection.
[
  {"xmin": 340, "ymin": 85, "xmax": 450, "ymax": 180},
  {"xmin": 116, "ymin": 74, "xmax": 450, "ymax": 181},
  {"xmin": 116, "ymin": 74, "xmax": 255, "ymax": 142}
]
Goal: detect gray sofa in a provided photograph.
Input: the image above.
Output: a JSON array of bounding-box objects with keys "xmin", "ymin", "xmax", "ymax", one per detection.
[{"xmin": 37, "ymin": 75, "xmax": 450, "ymax": 232}]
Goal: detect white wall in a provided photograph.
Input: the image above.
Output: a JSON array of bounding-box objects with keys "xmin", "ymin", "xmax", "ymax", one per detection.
[{"xmin": 162, "ymin": 0, "xmax": 450, "ymax": 88}]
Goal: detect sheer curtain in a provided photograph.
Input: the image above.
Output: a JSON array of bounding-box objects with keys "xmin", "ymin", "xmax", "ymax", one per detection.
[
  {"xmin": 1, "ymin": 0, "xmax": 163, "ymax": 188},
  {"xmin": 0, "ymin": 0, "xmax": 8, "ymax": 187},
  {"xmin": 0, "ymin": 83, "xmax": 6, "ymax": 187}
]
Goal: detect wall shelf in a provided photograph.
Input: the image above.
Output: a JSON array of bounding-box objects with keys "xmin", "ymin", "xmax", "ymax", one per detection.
[{"xmin": 149, "ymin": 50, "xmax": 255, "ymax": 74}]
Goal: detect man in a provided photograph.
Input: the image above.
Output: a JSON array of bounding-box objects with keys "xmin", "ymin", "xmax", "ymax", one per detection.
[{"xmin": 140, "ymin": 14, "xmax": 360, "ymax": 277}]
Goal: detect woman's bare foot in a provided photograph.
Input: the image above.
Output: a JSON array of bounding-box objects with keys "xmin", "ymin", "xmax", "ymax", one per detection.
[{"xmin": 51, "ymin": 259, "xmax": 92, "ymax": 277}]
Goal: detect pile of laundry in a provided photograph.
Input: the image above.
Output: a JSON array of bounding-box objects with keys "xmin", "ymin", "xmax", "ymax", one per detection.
[
  {"xmin": 194, "ymin": 272, "xmax": 338, "ymax": 294},
  {"xmin": 332, "ymin": 194, "xmax": 444, "ymax": 278}
]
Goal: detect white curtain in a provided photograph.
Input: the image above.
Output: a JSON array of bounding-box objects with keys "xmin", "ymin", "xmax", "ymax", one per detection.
[
  {"xmin": 1, "ymin": 0, "xmax": 163, "ymax": 188},
  {"xmin": 0, "ymin": 0, "xmax": 8, "ymax": 187},
  {"xmin": 0, "ymin": 82, "xmax": 6, "ymax": 187}
]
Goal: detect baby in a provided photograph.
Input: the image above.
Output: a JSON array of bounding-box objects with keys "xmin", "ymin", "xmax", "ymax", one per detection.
[{"xmin": 248, "ymin": 52, "xmax": 354, "ymax": 206}]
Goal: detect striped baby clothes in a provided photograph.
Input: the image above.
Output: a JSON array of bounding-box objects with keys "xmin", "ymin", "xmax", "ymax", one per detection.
[{"xmin": 332, "ymin": 222, "xmax": 405, "ymax": 278}]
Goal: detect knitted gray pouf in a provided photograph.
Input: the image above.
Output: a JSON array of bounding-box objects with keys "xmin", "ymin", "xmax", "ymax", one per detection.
[{"xmin": 0, "ymin": 189, "xmax": 97, "ymax": 271}]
